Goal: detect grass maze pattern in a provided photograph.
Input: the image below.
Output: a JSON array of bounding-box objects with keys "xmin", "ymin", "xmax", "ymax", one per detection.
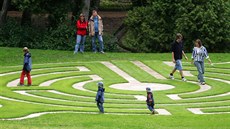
[{"xmin": 0, "ymin": 61, "xmax": 229, "ymax": 120}]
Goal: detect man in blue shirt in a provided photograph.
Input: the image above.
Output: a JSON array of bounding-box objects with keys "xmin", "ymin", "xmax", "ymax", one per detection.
[{"xmin": 89, "ymin": 10, "xmax": 105, "ymax": 53}]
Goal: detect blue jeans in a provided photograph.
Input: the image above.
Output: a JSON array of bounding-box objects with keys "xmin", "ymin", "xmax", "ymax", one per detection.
[
  {"xmin": 92, "ymin": 32, "xmax": 104, "ymax": 52},
  {"xmin": 194, "ymin": 61, "xmax": 205, "ymax": 82},
  {"xmin": 147, "ymin": 104, "xmax": 154, "ymax": 112},
  {"xmin": 75, "ymin": 35, "xmax": 86, "ymax": 53},
  {"xmin": 175, "ymin": 59, "xmax": 183, "ymax": 71},
  {"xmin": 97, "ymin": 102, "xmax": 104, "ymax": 113}
]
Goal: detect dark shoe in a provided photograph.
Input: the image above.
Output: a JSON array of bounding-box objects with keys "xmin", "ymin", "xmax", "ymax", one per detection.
[
  {"xmin": 17, "ymin": 84, "xmax": 24, "ymax": 86},
  {"xmin": 27, "ymin": 84, "xmax": 32, "ymax": 86}
]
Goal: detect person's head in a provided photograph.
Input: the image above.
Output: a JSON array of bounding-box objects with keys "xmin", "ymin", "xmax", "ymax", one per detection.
[
  {"xmin": 92, "ymin": 9, "xmax": 98, "ymax": 17},
  {"xmin": 176, "ymin": 33, "xmax": 183, "ymax": 43},
  {"xmin": 146, "ymin": 87, "xmax": 151, "ymax": 93},
  {"xmin": 98, "ymin": 82, "xmax": 104, "ymax": 88},
  {"xmin": 23, "ymin": 47, "xmax": 29, "ymax": 53},
  {"xmin": 79, "ymin": 13, "xmax": 85, "ymax": 21},
  {"xmin": 195, "ymin": 39, "xmax": 202, "ymax": 48}
]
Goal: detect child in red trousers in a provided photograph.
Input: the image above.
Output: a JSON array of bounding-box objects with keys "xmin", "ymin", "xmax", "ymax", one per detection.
[{"xmin": 19, "ymin": 47, "xmax": 32, "ymax": 86}]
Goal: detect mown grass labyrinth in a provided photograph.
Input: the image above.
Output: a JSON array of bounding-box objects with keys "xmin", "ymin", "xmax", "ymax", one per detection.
[{"xmin": 0, "ymin": 60, "xmax": 229, "ymax": 121}]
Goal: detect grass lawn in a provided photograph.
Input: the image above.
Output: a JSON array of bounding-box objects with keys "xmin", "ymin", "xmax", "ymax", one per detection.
[{"xmin": 0, "ymin": 47, "xmax": 229, "ymax": 129}]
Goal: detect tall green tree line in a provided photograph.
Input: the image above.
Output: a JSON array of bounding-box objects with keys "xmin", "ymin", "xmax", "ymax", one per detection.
[{"xmin": 124, "ymin": 0, "xmax": 230, "ymax": 52}]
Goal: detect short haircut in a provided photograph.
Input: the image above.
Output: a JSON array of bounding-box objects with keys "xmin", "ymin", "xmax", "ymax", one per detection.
[
  {"xmin": 92, "ymin": 9, "xmax": 98, "ymax": 13},
  {"xmin": 176, "ymin": 33, "xmax": 183, "ymax": 40},
  {"xmin": 23, "ymin": 47, "xmax": 29, "ymax": 52}
]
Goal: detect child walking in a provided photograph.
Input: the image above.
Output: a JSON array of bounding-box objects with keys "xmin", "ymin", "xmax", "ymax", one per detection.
[
  {"xmin": 146, "ymin": 87, "xmax": 157, "ymax": 114},
  {"xmin": 19, "ymin": 47, "xmax": 32, "ymax": 86},
  {"xmin": 95, "ymin": 82, "xmax": 105, "ymax": 113}
]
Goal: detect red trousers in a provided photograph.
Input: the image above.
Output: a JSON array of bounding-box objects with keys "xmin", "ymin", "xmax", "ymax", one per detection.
[{"xmin": 20, "ymin": 70, "xmax": 32, "ymax": 85}]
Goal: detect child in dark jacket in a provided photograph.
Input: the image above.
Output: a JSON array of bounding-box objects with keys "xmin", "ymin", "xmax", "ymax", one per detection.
[
  {"xmin": 95, "ymin": 82, "xmax": 105, "ymax": 113},
  {"xmin": 19, "ymin": 47, "xmax": 32, "ymax": 86},
  {"xmin": 146, "ymin": 87, "xmax": 157, "ymax": 114}
]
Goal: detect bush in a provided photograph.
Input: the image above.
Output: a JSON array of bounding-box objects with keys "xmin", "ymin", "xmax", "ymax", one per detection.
[
  {"xmin": 124, "ymin": 0, "xmax": 230, "ymax": 52},
  {"xmin": 0, "ymin": 18, "xmax": 119, "ymax": 52}
]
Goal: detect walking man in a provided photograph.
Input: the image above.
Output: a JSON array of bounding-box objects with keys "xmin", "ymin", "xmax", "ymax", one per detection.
[{"xmin": 169, "ymin": 33, "xmax": 188, "ymax": 81}]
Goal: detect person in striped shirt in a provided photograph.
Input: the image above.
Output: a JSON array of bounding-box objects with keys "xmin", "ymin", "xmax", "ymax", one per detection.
[{"xmin": 191, "ymin": 39, "xmax": 212, "ymax": 85}]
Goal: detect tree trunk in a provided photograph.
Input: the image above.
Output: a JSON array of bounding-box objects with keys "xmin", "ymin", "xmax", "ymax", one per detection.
[
  {"xmin": 0, "ymin": 0, "xmax": 11, "ymax": 26},
  {"xmin": 82, "ymin": 0, "xmax": 90, "ymax": 20},
  {"xmin": 21, "ymin": 8, "xmax": 32, "ymax": 26},
  {"xmin": 114, "ymin": 23, "xmax": 138, "ymax": 52}
]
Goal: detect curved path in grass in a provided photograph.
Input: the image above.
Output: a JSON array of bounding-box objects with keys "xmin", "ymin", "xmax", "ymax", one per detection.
[
  {"xmin": 1, "ymin": 61, "xmax": 230, "ymax": 119},
  {"xmin": 1, "ymin": 109, "xmax": 172, "ymax": 121},
  {"xmin": 7, "ymin": 66, "xmax": 90, "ymax": 87}
]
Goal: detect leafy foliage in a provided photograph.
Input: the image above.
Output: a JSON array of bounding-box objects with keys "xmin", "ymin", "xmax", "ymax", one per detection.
[
  {"xmin": 0, "ymin": 18, "xmax": 119, "ymax": 51},
  {"xmin": 124, "ymin": 0, "xmax": 230, "ymax": 52},
  {"xmin": 0, "ymin": 18, "xmax": 75, "ymax": 50}
]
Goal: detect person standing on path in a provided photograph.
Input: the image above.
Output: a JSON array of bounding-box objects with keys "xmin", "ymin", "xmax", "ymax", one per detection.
[
  {"xmin": 19, "ymin": 47, "xmax": 32, "ymax": 86},
  {"xmin": 74, "ymin": 13, "xmax": 88, "ymax": 54},
  {"xmin": 88, "ymin": 9, "xmax": 105, "ymax": 53},
  {"xmin": 169, "ymin": 33, "xmax": 188, "ymax": 81},
  {"xmin": 191, "ymin": 39, "xmax": 212, "ymax": 85},
  {"xmin": 95, "ymin": 82, "xmax": 105, "ymax": 113},
  {"xmin": 146, "ymin": 87, "xmax": 157, "ymax": 114}
]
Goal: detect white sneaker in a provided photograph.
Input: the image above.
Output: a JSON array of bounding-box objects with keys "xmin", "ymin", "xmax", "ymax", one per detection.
[
  {"xmin": 169, "ymin": 75, "xmax": 174, "ymax": 80},
  {"xmin": 73, "ymin": 51, "xmax": 77, "ymax": 54},
  {"xmin": 182, "ymin": 78, "xmax": 187, "ymax": 81},
  {"xmin": 200, "ymin": 82, "xmax": 205, "ymax": 85},
  {"xmin": 100, "ymin": 51, "xmax": 105, "ymax": 54}
]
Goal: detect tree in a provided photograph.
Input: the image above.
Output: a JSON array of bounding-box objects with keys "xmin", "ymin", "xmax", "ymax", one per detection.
[
  {"xmin": 131, "ymin": 0, "xmax": 148, "ymax": 7},
  {"xmin": 0, "ymin": 0, "xmax": 11, "ymax": 26},
  {"xmin": 114, "ymin": 0, "xmax": 149, "ymax": 52},
  {"xmin": 124, "ymin": 0, "xmax": 230, "ymax": 52},
  {"xmin": 175, "ymin": 0, "xmax": 230, "ymax": 52},
  {"xmin": 82, "ymin": 0, "xmax": 91, "ymax": 20}
]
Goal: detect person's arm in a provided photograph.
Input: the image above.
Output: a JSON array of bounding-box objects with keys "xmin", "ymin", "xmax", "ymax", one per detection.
[
  {"xmin": 171, "ymin": 43, "xmax": 176, "ymax": 63},
  {"xmin": 23, "ymin": 53, "xmax": 30, "ymax": 71},
  {"xmin": 182, "ymin": 51, "xmax": 188, "ymax": 60},
  {"xmin": 101, "ymin": 19, "xmax": 103, "ymax": 33},
  {"xmin": 172, "ymin": 52, "xmax": 175, "ymax": 63},
  {"xmin": 191, "ymin": 48, "xmax": 195, "ymax": 64},
  {"xmin": 88, "ymin": 21, "xmax": 91, "ymax": 36},
  {"xmin": 204, "ymin": 47, "xmax": 212, "ymax": 64},
  {"xmin": 77, "ymin": 21, "xmax": 87, "ymax": 29},
  {"xmin": 95, "ymin": 91, "xmax": 101, "ymax": 101}
]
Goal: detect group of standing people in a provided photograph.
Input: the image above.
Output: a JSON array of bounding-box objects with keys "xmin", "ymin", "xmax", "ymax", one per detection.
[{"xmin": 74, "ymin": 9, "xmax": 104, "ymax": 54}]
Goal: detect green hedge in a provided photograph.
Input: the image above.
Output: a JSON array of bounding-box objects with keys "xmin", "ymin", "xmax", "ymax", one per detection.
[{"xmin": 0, "ymin": 18, "xmax": 119, "ymax": 52}]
